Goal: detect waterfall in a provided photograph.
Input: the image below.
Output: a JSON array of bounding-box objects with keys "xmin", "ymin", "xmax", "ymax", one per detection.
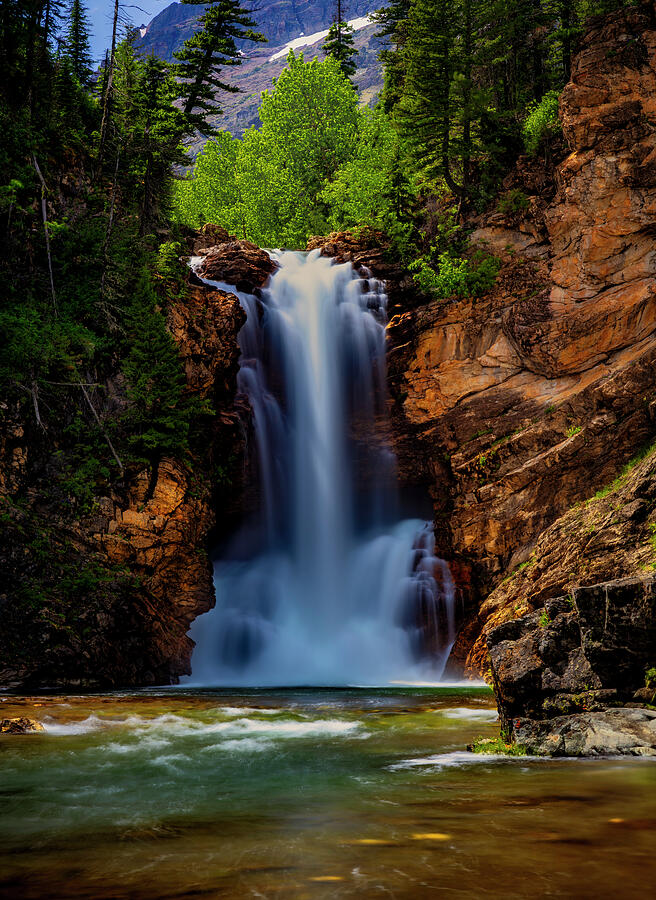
[{"xmin": 187, "ymin": 249, "xmax": 457, "ymax": 686}]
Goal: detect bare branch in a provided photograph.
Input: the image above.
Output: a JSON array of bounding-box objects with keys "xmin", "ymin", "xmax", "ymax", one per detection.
[
  {"xmin": 79, "ymin": 382, "xmax": 124, "ymax": 473},
  {"xmin": 32, "ymin": 155, "xmax": 58, "ymax": 317}
]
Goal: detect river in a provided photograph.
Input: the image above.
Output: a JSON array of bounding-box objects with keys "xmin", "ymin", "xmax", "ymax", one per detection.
[{"xmin": 1, "ymin": 687, "xmax": 655, "ymax": 898}]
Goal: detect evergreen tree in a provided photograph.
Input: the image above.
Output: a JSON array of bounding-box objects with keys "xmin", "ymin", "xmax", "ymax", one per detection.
[
  {"xmin": 173, "ymin": 0, "xmax": 266, "ymax": 135},
  {"xmin": 396, "ymin": 0, "xmax": 461, "ymax": 192},
  {"xmin": 136, "ymin": 54, "xmax": 189, "ymax": 232},
  {"xmin": 63, "ymin": 0, "xmax": 93, "ymax": 86},
  {"xmin": 323, "ymin": 1, "xmax": 358, "ymax": 82},
  {"xmin": 121, "ymin": 270, "xmax": 192, "ymax": 466},
  {"xmin": 372, "ymin": 0, "xmax": 411, "ymax": 110}
]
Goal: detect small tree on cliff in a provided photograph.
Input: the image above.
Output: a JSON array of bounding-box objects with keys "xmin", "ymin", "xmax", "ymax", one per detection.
[
  {"xmin": 121, "ymin": 270, "xmax": 193, "ymax": 468},
  {"xmin": 323, "ymin": 0, "xmax": 358, "ymax": 82},
  {"xmin": 174, "ymin": 0, "xmax": 266, "ymax": 135}
]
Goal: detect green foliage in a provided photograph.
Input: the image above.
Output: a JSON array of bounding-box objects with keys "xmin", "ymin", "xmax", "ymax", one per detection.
[
  {"xmin": 566, "ymin": 425, "xmax": 582, "ymax": 437},
  {"xmin": 522, "ymin": 90, "xmax": 562, "ymax": 156},
  {"xmin": 175, "ymin": 51, "xmax": 362, "ymax": 247},
  {"xmin": 320, "ymin": 106, "xmax": 415, "ymax": 244},
  {"xmin": 409, "ymin": 249, "xmax": 500, "ymax": 300},
  {"xmin": 469, "ymin": 737, "xmax": 528, "ymax": 756},
  {"xmin": 498, "ymin": 189, "xmax": 530, "ymax": 216},
  {"xmin": 645, "ymin": 667, "xmax": 656, "ymax": 690},
  {"xmin": 538, "ymin": 610, "xmax": 551, "ymax": 628}
]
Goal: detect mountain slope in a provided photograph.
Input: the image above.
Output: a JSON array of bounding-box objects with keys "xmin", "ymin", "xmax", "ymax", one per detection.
[
  {"xmin": 138, "ymin": 1, "xmax": 381, "ymax": 61},
  {"xmin": 138, "ymin": 1, "xmax": 384, "ymax": 136}
]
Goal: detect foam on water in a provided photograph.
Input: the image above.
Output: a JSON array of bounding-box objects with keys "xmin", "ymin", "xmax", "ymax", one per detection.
[
  {"xmin": 440, "ymin": 708, "xmax": 499, "ymax": 722},
  {"xmin": 39, "ymin": 709, "xmax": 364, "ymax": 753},
  {"xmin": 41, "ymin": 715, "xmax": 110, "ymax": 735},
  {"xmin": 388, "ymin": 752, "xmax": 532, "ymax": 771}
]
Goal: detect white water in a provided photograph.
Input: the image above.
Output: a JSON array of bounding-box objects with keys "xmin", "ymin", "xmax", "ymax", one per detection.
[{"xmin": 187, "ymin": 250, "xmax": 457, "ymax": 685}]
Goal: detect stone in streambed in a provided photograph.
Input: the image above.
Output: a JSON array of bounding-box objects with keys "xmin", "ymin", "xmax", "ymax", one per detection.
[
  {"xmin": 0, "ymin": 717, "xmax": 44, "ymax": 734},
  {"xmin": 515, "ymin": 709, "xmax": 656, "ymax": 757}
]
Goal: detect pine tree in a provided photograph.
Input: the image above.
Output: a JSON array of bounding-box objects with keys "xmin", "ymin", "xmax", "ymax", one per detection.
[
  {"xmin": 122, "ymin": 270, "xmax": 191, "ymax": 466},
  {"xmin": 173, "ymin": 0, "xmax": 266, "ymax": 136},
  {"xmin": 396, "ymin": 0, "xmax": 460, "ymax": 192},
  {"xmin": 323, "ymin": 2, "xmax": 358, "ymax": 82},
  {"xmin": 64, "ymin": 0, "xmax": 93, "ymax": 86},
  {"xmin": 136, "ymin": 54, "xmax": 188, "ymax": 232},
  {"xmin": 372, "ymin": 0, "xmax": 411, "ymax": 110}
]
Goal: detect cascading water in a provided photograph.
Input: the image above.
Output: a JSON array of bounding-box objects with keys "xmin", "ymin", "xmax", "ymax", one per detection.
[{"xmin": 187, "ymin": 249, "xmax": 457, "ymax": 685}]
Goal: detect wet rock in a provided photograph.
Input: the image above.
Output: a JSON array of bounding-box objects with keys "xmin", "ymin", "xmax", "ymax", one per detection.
[
  {"xmin": 189, "ymin": 223, "xmax": 233, "ymax": 254},
  {"xmin": 516, "ymin": 709, "xmax": 656, "ymax": 757},
  {"xmin": 196, "ymin": 240, "xmax": 278, "ymax": 293},
  {"xmin": 488, "ymin": 575, "xmax": 656, "ymax": 754},
  {"xmin": 1, "ymin": 717, "xmax": 44, "ymax": 734}
]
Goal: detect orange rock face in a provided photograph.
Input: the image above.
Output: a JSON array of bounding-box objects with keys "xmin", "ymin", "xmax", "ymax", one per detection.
[{"xmin": 387, "ymin": 7, "xmax": 656, "ymax": 675}]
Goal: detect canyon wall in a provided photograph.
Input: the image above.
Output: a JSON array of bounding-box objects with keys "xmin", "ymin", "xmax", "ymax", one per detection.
[{"xmin": 0, "ymin": 254, "xmax": 245, "ymax": 689}]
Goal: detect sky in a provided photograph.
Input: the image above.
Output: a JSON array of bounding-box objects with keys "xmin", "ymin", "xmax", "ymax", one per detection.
[{"xmin": 87, "ymin": 0, "xmax": 171, "ymax": 61}]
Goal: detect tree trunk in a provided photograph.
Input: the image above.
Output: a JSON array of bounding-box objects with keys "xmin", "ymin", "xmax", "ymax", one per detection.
[{"xmin": 97, "ymin": 0, "xmax": 120, "ymax": 175}]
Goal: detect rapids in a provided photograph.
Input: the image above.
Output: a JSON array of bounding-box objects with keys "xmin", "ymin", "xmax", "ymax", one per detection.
[
  {"xmin": 1, "ymin": 688, "xmax": 655, "ymax": 900},
  {"xmin": 188, "ymin": 250, "xmax": 456, "ymax": 686}
]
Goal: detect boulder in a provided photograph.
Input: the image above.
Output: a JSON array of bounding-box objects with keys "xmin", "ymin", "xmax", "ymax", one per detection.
[
  {"xmin": 488, "ymin": 575, "xmax": 656, "ymax": 754},
  {"xmin": 516, "ymin": 709, "xmax": 656, "ymax": 757},
  {"xmin": 196, "ymin": 240, "xmax": 278, "ymax": 293},
  {"xmin": 1, "ymin": 717, "xmax": 44, "ymax": 734}
]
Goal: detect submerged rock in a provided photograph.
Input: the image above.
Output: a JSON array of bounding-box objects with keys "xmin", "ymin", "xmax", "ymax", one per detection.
[{"xmin": 0, "ymin": 717, "xmax": 44, "ymax": 734}]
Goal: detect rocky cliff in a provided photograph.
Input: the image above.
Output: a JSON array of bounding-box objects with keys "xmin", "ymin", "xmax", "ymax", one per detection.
[
  {"xmin": 0, "ymin": 245, "xmax": 246, "ymax": 689},
  {"xmin": 378, "ymin": 6, "xmax": 656, "ymax": 684}
]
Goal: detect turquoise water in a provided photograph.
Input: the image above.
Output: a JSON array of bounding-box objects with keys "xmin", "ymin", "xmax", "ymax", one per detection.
[{"xmin": 1, "ymin": 687, "xmax": 655, "ymax": 898}]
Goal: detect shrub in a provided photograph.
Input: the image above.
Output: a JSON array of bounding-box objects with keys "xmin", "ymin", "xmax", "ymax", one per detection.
[
  {"xmin": 409, "ymin": 249, "xmax": 500, "ymax": 300},
  {"xmin": 468, "ymin": 737, "xmax": 527, "ymax": 756},
  {"xmin": 498, "ymin": 189, "xmax": 529, "ymax": 216},
  {"xmin": 522, "ymin": 90, "xmax": 561, "ymax": 156}
]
